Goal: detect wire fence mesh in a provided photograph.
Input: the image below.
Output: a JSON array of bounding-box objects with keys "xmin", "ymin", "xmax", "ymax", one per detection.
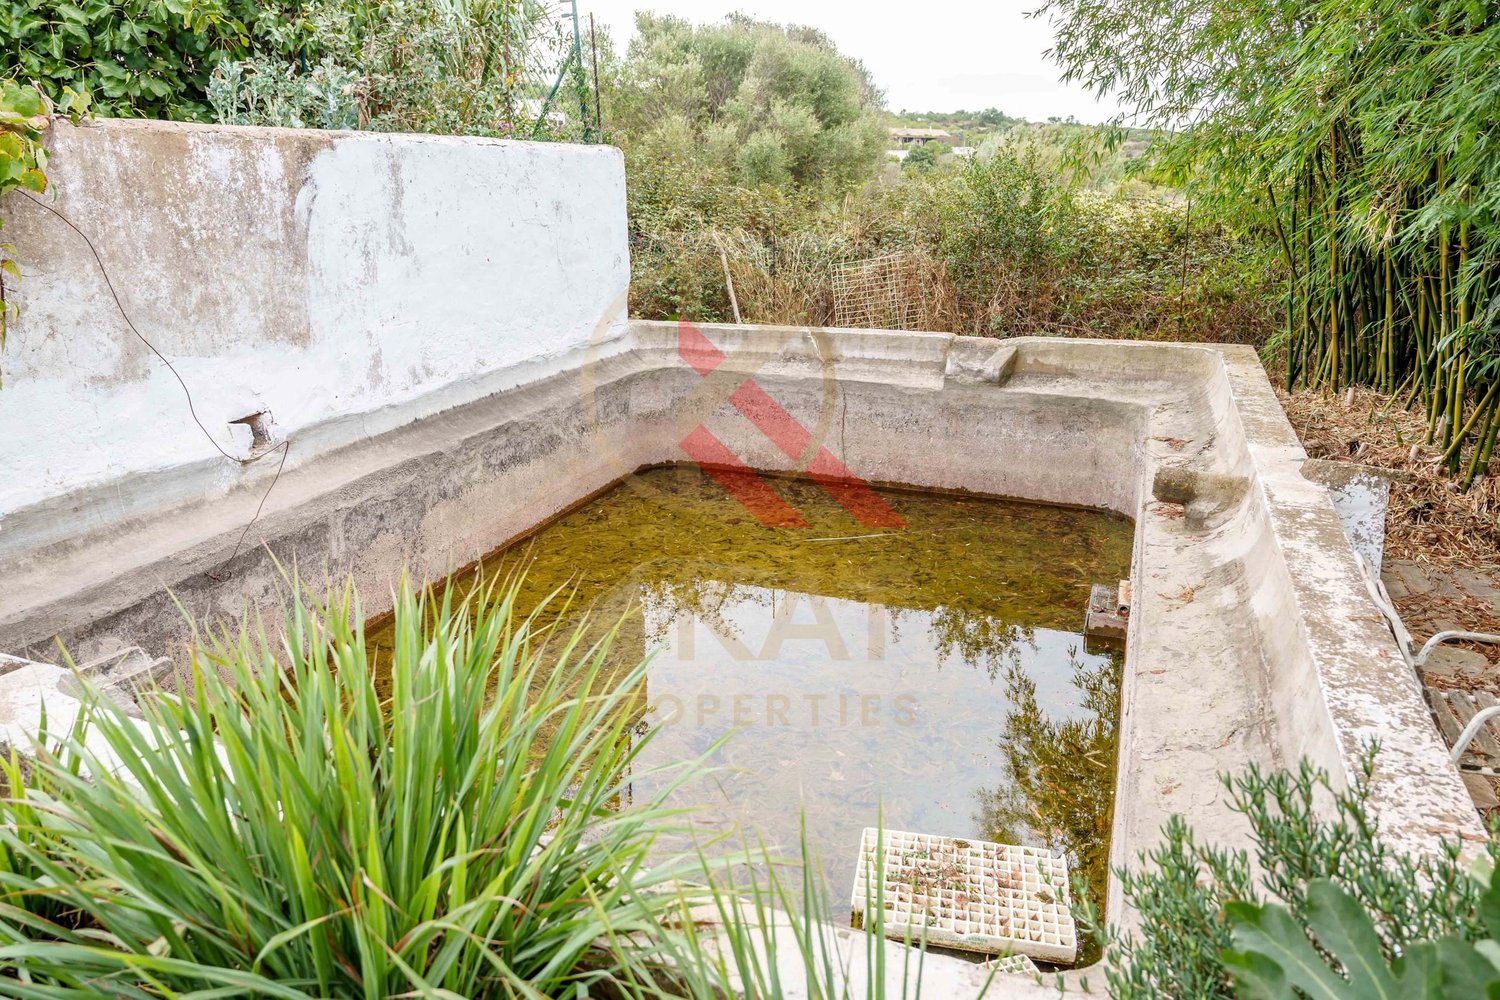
[{"xmin": 831, "ymin": 252, "xmax": 942, "ymax": 330}]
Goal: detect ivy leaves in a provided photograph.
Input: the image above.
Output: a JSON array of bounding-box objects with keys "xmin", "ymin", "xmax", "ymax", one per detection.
[
  {"xmin": 0, "ymin": 0, "xmax": 305, "ymax": 121},
  {"xmin": 0, "ymin": 83, "xmax": 47, "ymax": 197},
  {"xmin": 0, "ymin": 79, "xmax": 48, "ymax": 377}
]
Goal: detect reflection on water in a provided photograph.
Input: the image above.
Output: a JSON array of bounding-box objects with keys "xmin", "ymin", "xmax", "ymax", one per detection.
[
  {"xmin": 368, "ymin": 465, "xmax": 1131, "ymax": 927},
  {"xmin": 974, "ymin": 651, "xmax": 1121, "ymax": 965}
]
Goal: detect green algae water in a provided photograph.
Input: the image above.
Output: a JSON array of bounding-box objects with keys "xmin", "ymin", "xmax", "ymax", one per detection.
[{"xmin": 369, "ymin": 465, "xmax": 1132, "ymax": 934}]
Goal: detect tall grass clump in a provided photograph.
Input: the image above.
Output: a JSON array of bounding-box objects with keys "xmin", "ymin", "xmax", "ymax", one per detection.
[
  {"xmin": 1043, "ymin": 0, "xmax": 1500, "ymax": 486},
  {"xmin": 0, "ymin": 578, "xmax": 712, "ymax": 996},
  {"xmin": 0, "ymin": 577, "xmax": 968, "ymax": 998}
]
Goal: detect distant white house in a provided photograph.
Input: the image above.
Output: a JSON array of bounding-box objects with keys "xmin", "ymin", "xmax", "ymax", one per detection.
[{"xmin": 889, "ymin": 127, "xmax": 956, "ymax": 146}]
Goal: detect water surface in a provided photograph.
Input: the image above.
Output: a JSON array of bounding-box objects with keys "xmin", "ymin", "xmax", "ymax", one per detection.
[{"xmin": 370, "ymin": 465, "xmax": 1132, "ymax": 932}]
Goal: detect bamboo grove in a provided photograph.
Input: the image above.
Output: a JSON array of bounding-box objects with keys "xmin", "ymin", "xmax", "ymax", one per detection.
[{"xmin": 1043, "ymin": 0, "xmax": 1500, "ymax": 487}]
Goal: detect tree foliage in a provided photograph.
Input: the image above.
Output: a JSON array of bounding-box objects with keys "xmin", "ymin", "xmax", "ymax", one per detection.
[
  {"xmin": 609, "ymin": 13, "xmax": 888, "ymax": 196},
  {"xmin": 1041, "ymin": 0, "xmax": 1500, "ymax": 484},
  {"xmin": 0, "ymin": 0, "xmax": 587, "ymax": 137},
  {"xmin": 208, "ymin": 0, "xmax": 589, "ymax": 138},
  {"xmin": 0, "ymin": 0, "xmax": 310, "ymax": 120}
]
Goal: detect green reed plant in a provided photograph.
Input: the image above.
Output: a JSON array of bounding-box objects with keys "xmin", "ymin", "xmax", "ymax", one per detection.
[
  {"xmin": 0, "ymin": 576, "xmax": 964, "ymax": 998},
  {"xmin": 0, "ymin": 577, "xmax": 716, "ymax": 996},
  {"xmin": 647, "ymin": 820, "xmax": 1001, "ymax": 999}
]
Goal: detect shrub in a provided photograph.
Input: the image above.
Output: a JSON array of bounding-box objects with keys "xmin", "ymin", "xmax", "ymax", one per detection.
[
  {"xmin": 609, "ymin": 14, "xmax": 888, "ymax": 195},
  {"xmin": 901, "ymin": 142, "xmax": 937, "ymax": 173},
  {"xmin": 1042, "ymin": 0, "xmax": 1500, "ymax": 483},
  {"xmin": 627, "ymin": 143, "xmax": 1279, "ymax": 343},
  {"xmin": 1091, "ymin": 749, "xmax": 1500, "ymax": 998},
  {"xmin": 1226, "ymin": 874, "xmax": 1500, "ymax": 997},
  {"xmin": 0, "ymin": 0, "xmax": 586, "ymax": 139},
  {"xmin": 0, "ymin": 577, "xmax": 961, "ymax": 997},
  {"xmin": 208, "ymin": 0, "xmax": 587, "ymax": 139},
  {"xmin": 0, "ymin": 0, "xmax": 309, "ymax": 120}
]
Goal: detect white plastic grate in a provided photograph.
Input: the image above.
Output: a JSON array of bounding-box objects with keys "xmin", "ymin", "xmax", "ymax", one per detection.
[
  {"xmin": 849, "ymin": 828, "xmax": 1078, "ymax": 964},
  {"xmin": 985, "ymin": 954, "xmax": 1041, "ymax": 976}
]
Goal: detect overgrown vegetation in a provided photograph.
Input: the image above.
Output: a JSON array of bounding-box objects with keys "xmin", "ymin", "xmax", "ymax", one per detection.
[
  {"xmin": 208, "ymin": 0, "xmax": 593, "ymax": 139},
  {"xmin": 0, "ymin": 579, "xmax": 702, "ymax": 994},
  {"xmin": 627, "ymin": 142, "xmax": 1275, "ymax": 341},
  {"xmin": 0, "ymin": 0, "xmax": 592, "ymax": 139},
  {"xmin": 0, "ymin": 79, "xmax": 47, "ymax": 366},
  {"xmin": 613, "ymin": 14, "xmax": 1276, "ymax": 344},
  {"xmin": 607, "ymin": 13, "xmax": 887, "ymax": 194},
  {"xmin": 1089, "ymin": 750, "xmax": 1500, "ymax": 997},
  {"xmin": 1044, "ymin": 0, "xmax": 1500, "ymax": 485},
  {"xmin": 0, "ymin": 0, "xmax": 306, "ymax": 120}
]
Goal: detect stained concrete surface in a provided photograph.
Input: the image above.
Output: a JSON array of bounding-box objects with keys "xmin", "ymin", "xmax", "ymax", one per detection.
[{"xmin": 0, "ymin": 326, "xmax": 1483, "ymax": 996}]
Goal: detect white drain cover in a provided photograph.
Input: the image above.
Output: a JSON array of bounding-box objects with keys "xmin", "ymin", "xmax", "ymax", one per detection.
[{"xmin": 850, "ymin": 828, "xmax": 1078, "ymax": 964}]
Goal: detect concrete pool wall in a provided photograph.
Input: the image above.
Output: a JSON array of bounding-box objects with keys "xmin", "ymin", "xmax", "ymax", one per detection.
[
  {"xmin": 0, "ymin": 121, "xmax": 1485, "ymax": 994},
  {"xmin": 0, "ymin": 119, "xmax": 629, "ymax": 554}
]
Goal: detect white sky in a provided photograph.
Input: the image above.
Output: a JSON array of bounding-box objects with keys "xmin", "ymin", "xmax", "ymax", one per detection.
[{"xmin": 579, "ymin": 0, "xmax": 1125, "ymax": 124}]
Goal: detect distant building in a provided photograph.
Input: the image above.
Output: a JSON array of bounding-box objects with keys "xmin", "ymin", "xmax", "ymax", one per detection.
[{"xmin": 889, "ymin": 127, "xmax": 957, "ymax": 147}]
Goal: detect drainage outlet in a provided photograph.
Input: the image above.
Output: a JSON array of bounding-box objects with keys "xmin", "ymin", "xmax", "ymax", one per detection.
[{"xmin": 850, "ymin": 828, "xmax": 1078, "ymax": 964}]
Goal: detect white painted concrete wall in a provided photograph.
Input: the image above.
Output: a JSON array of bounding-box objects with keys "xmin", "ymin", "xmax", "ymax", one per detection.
[{"xmin": 0, "ymin": 119, "xmax": 628, "ymax": 549}]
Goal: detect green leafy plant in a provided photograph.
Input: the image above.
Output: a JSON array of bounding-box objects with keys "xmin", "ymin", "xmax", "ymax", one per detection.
[
  {"xmin": 0, "ymin": 1, "xmax": 315, "ymax": 121},
  {"xmin": 0, "ymin": 577, "xmax": 712, "ymax": 995},
  {"xmin": 0, "ymin": 79, "xmax": 48, "ymax": 372},
  {"xmin": 1041, "ymin": 0, "xmax": 1500, "ymax": 484},
  {"xmin": 1224, "ymin": 876, "xmax": 1500, "ymax": 998},
  {"xmin": 902, "ymin": 141, "xmax": 938, "ymax": 173},
  {"xmin": 208, "ymin": 0, "xmax": 590, "ymax": 140},
  {"xmin": 0, "ymin": 575, "xmax": 963, "ymax": 997},
  {"xmin": 628, "ymin": 139, "xmax": 1276, "ymax": 342},
  {"xmin": 1091, "ymin": 750, "xmax": 1500, "ymax": 998},
  {"xmin": 609, "ymin": 13, "xmax": 889, "ymax": 197}
]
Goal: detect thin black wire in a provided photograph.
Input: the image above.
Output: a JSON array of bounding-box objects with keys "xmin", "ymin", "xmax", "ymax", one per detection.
[
  {"xmin": 14, "ymin": 191, "xmax": 291, "ymax": 568},
  {"xmin": 217, "ymin": 438, "xmax": 291, "ymax": 578}
]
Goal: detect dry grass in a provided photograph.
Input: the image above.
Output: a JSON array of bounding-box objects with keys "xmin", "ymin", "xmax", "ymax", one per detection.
[
  {"xmin": 1277, "ymin": 383, "xmax": 1500, "ymax": 643},
  {"xmin": 1277, "ymin": 384, "xmax": 1500, "ymax": 569}
]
